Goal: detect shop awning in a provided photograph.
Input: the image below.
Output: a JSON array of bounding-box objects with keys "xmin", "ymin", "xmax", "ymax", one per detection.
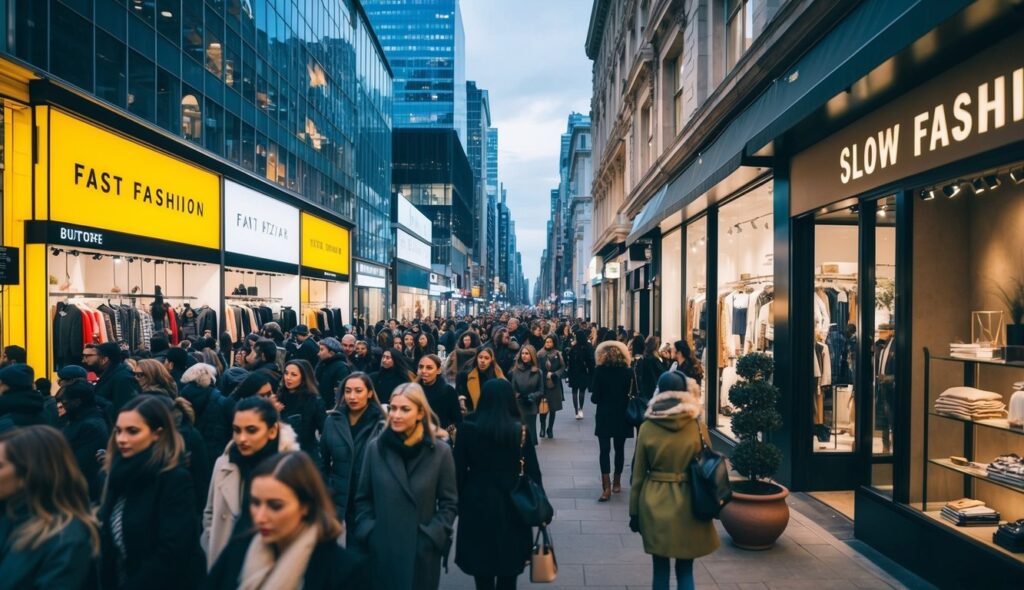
[{"xmin": 624, "ymin": 0, "xmax": 972, "ymax": 244}]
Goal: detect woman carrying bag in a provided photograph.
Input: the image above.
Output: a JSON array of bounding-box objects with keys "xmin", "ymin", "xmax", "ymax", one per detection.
[
  {"xmin": 536, "ymin": 336, "xmax": 566, "ymax": 439},
  {"xmin": 508, "ymin": 345, "xmax": 544, "ymax": 445},
  {"xmin": 628, "ymin": 372, "xmax": 719, "ymax": 590}
]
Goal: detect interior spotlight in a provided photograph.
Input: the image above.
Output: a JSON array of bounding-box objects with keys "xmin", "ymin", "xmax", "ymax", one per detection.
[
  {"xmin": 699, "ymin": 236, "xmax": 705, "ymax": 246},
  {"xmin": 1010, "ymin": 167, "xmax": 1024, "ymax": 184},
  {"xmin": 735, "ymin": 224, "xmax": 743, "ymax": 234},
  {"xmin": 143, "ymin": 257, "xmax": 152, "ymax": 263},
  {"xmin": 727, "ymin": 226, "xmax": 733, "ymax": 235},
  {"xmin": 764, "ymin": 220, "xmax": 770, "ymax": 229},
  {"xmin": 920, "ymin": 188, "xmax": 937, "ymax": 201},
  {"xmin": 877, "ymin": 205, "xmax": 887, "ymax": 217},
  {"xmin": 943, "ymin": 182, "xmax": 962, "ymax": 199},
  {"xmin": 984, "ymin": 174, "xmax": 1001, "ymax": 191},
  {"xmin": 91, "ymin": 254, "xmax": 103, "ymax": 260},
  {"xmin": 114, "ymin": 256, "xmax": 123, "ymax": 264},
  {"xmin": 69, "ymin": 250, "xmax": 80, "ymax": 257},
  {"xmin": 971, "ymin": 178, "xmax": 987, "ymax": 194},
  {"xmin": 50, "ymin": 247, "xmax": 60, "ymax": 255},
  {"xmin": 750, "ymin": 220, "xmax": 758, "ymax": 230},
  {"xmin": 690, "ymin": 244, "xmax": 697, "ymax": 253},
  {"xmin": 850, "ymin": 204, "xmax": 860, "ymax": 214}
]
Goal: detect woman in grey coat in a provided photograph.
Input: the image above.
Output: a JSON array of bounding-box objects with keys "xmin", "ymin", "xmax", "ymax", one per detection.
[
  {"xmin": 536, "ymin": 335, "xmax": 566, "ymax": 439},
  {"xmin": 352, "ymin": 382, "xmax": 458, "ymax": 590},
  {"xmin": 508, "ymin": 344, "xmax": 544, "ymax": 445}
]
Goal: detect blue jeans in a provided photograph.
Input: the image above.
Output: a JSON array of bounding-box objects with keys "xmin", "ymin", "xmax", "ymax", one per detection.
[{"xmin": 651, "ymin": 556, "xmax": 694, "ymax": 590}]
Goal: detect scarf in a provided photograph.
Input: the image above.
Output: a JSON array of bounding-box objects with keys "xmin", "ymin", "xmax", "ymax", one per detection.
[
  {"xmin": 381, "ymin": 424, "xmax": 426, "ymax": 461},
  {"xmin": 106, "ymin": 447, "xmax": 158, "ymax": 499},
  {"xmin": 237, "ymin": 524, "xmax": 320, "ymax": 590},
  {"xmin": 229, "ymin": 438, "xmax": 281, "ymax": 536}
]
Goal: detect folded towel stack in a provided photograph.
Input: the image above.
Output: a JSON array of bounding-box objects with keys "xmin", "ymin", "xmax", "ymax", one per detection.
[
  {"xmin": 940, "ymin": 498, "xmax": 1000, "ymax": 526},
  {"xmin": 934, "ymin": 387, "xmax": 1006, "ymax": 420},
  {"xmin": 986, "ymin": 454, "xmax": 1024, "ymax": 489}
]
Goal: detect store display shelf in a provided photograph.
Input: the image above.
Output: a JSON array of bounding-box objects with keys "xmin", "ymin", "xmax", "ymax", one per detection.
[
  {"xmin": 929, "ymin": 458, "xmax": 1024, "ymax": 494},
  {"xmin": 929, "ymin": 412, "xmax": 1024, "ymax": 435},
  {"xmin": 931, "ymin": 354, "xmax": 1024, "ymax": 369},
  {"xmin": 922, "ymin": 510, "xmax": 1024, "ymax": 564}
]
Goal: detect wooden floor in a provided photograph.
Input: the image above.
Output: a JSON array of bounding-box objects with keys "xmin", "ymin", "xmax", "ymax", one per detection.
[{"xmin": 809, "ymin": 490, "xmax": 856, "ymax": 520}]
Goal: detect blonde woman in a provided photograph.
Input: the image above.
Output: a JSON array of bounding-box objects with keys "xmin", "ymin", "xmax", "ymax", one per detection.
[
  {"xmin": 352, "ymin": 383, "xmax": 458, "ymax": 590},
  {"xmin": 0, "ymin": 426, "xmax": 99, "ymax": 589}
]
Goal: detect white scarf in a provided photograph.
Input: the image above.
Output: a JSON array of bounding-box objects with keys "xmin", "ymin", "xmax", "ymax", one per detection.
[{"xmin": 238, "ymin": 524, "xmax": 320, "ymax": 590}]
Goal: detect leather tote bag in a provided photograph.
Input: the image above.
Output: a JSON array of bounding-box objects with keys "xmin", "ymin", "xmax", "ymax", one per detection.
[
  {"xmin": 530, "ymin": 526, "xmax": 558, "ymax": 583},
  {"xmin": 509, "ymin": 426, "xmax": 554, "ymax": 526},
  {"xmin": 625, "ymin": 364, "xmax": 648, "ymax": 427},
  {"xmin": 689, "ymin": 423, "xmax": 732, "ymax": 520}
]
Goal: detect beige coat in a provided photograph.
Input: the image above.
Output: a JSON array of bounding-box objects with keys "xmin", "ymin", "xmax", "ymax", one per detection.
[{"xmin": 201, "ymin": 424, "xmax": 299, "ymax": 569}]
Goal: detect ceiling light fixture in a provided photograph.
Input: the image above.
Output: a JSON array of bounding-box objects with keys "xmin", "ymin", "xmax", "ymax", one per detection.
[
  {"xmin": 160, "ymin": 10, "xmax": 174, "ymax": 18},
  {"xmin": 971, "ymin": 178, "xmax": 987, "ymax": 194},
  {"xmin": 735, "ymin": 224, "xmax": 743, "ymax": 234},
  {"xmin": 920, "ymin": 188, "xmax": 937, "ymax": 201},
  {"xmin": 943, "ymin": 182, "xmax": 962, "ymax": 199},
  {"xmin": 1010, "ymin": 167, "xmax": 1024, "ymax": 185},
  {"xmin": 984, "ymin": 174, "xmax": 1001, "ymax": 191},
  {"xmin": 727, "ymin": 226, "xmax": 733, "ymax": 235}
]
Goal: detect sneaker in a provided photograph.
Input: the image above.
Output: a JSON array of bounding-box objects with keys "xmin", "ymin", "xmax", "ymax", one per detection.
[{"xmin": 576, "ymin": 410, "xmax": 583, "ymax": 420}]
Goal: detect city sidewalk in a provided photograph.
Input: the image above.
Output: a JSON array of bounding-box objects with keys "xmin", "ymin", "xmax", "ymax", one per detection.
[{"xmin": 440, "ymin": 399, "xmax": 933, "ymax": 590}]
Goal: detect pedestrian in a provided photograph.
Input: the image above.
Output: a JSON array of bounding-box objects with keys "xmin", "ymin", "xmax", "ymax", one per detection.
[
  {"xmin": 163, "ymin": 347, "xmax": 190, "ymax": 392},
  {"xmin": 672, "ymin": 340, "xmax": 704, "ymax": 386},
  {"xmin": 456, "ymin": 347, "xmax": 505, "ymax": 413},
  {"xmin": 454, "ymin": 379, "xmax": 542, "ymax": 590},
  {"xmin": 417, "ymin": 354, "xmax": 462, "ymax": 432},
  {"xmin": 370, "ymin": 348, "xmax": 416, "ymax": 402},
  {"xmin": 57, "ymin": 380, "xmax": 110, "ymax": 501},
  {"xmin": 508, "ymin": 345, "xmax": 544, "ymax": 444},
  {"xmin": 442, "ymin": 330, "xmax": 480, "ymax": 383},
  {"xmin": 201, "ymin": 396, "xmax": 299, "ymax": 569},
  {"xmin": 277, "ymin": 360, "xmax": 325, "ymax": 464},
  {"xmin": 629, "ymin": 372, "xmax": 719, "ymax": 590},
  {"xmin": 0, "ymin": 345, "xmax": 26, "ymax": 367},
  {"xmin": 98, "ymin": 395, "xmax": 205, "ymax": 589},
  {"xmin": 527, "ymin": 322, "xmax": 545, "ymax": 351},
  {"xmin": 351, "ymin": 340, "xmax": 377, "ymax": 373},
  {"xmin": 636, "ymin": 336, "xmax": 668, "ymax": 400},
  {"xmin": 203, "ymin": 451, "xmax": 367, "ymax": 590},
  {"xmin": 592, "ymin": 340, "xmax": 634, "ymax": 501},
  {"xmin": 537, "ymin": 335, "xmax": 566, "ymax": 439},
  {"xmin": 491, "ymin": 328, "xmax": 518, "ymax": 376},
  {"xmin": 314, "ymin": 337, "xmax": 352, "ymax": 409},
  {"xmin": 285, "ymin": 325, "xmax": 319, "ymax": 366},
  {"xmin": 320, "ymin": 372, "xmax": 385, "ymax": 529},
  {"xmin": 231, "ymin": 371, "xmax": 276, "ymax": 405},
  {"xmin": 245, "ymin": 339, "xmax": 282, "ymax": 387},
  {"xmin": 180, "ymin": 363, "xmax": 233, "ymax": 465},
  {"xmin": 352, "ymin": 383, "xmax": 458, "ymax": 590},
  {"xmin": 0, "ymin": 426, "xmax": 99, "ymax": 589},
  {"xmin": 83, "ymin": 342, "xmax": 139, "ymax": 417},
  {"xmin": 0, "ymin": 364, "xmax": 48, "ymax": 432},
  {"xmin": 566, "ymin": 329, "xmax": 595, "ymax": 420}
]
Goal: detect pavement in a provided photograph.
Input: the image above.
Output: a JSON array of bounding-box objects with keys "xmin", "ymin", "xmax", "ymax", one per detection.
[{"xmin": 439, "ymin": 396, "xmax": 935, "ymax": 590}]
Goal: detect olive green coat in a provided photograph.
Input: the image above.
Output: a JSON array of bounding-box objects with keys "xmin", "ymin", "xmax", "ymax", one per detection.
[{"xmin": 629, "ymin": 389, "xmax": 720, "ymax": 559}]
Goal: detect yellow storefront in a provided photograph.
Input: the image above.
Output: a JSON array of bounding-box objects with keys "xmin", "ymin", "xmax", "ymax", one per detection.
[{"xmin": 299, "ymin": 211, "xmax": 351, "ymax": 336}]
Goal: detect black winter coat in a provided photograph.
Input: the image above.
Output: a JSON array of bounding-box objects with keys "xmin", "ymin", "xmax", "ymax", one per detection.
[
  {"xmin": 279, "ymin": 389, "xmax": 325, "ymax": 464},
  {"xmin": 454, "ymin": 421, "xmax": 541, "ymax": 577},
  {"xmin": 287, "ymin": 337, "xmax": 320, "ymax": 366},
  {"xmin": 419, "ymin": 377, "xmax": 462, "ymax": 430},
  {"xmin": 0, "ymin": 509, "xmax": 95, "ymax": 590},
  {"xmin": 314, "ymin": 354, "xmax": 352, "ymax": 408},
  {"xmin": 175, "ymin": 412, "xmax": 212, "ymax": 518},
  {"xmin": 319, "ymin": 404, "xmax": 384, "ymax": 525},
  {"xmin": 635, "ymin": 354, "xmax": 667, "ymax": 399},
  {"xmin": 98, "ymin": 466, "xmax": 204, "ymax": 590},
  {"xmin": 592, "ymin": 365, "xmax": 635, "ymax": 439},
  {"xmin": 62, "ymin": 405, "xmax": 110, "ymax": 501},
  {"xmin": 566, "ymin": 342, "xmax": 595, "ymax": 390},
  {"xmin": 0, "ymin": 388, "xmax": 49, "ymax": 431},
  {"xmin": 202, "ymin": 532, "xmax": 367, "ymax": 590},
  {"xmin": 93, "ymin": 361, "xmax": 139, "ymax": 418},
  {"xmin": 180, "ymin": 384, "xmax": 233, "ymax": 469},
  {"xmin": 494, "ymin": 344, "xmax": 518, "ymax": 377},
  {"xmin": 371, "ymin": 368, "xmax": 412, "ymax": 402}
]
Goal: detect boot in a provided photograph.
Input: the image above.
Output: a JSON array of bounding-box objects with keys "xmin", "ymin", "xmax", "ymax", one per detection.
[
  {"xmin": 612, "ymin": 472, "xmax": 622, "ymax": 493},
  {"xmin": 599, "ymin": 474, "xmax": 611, "ymax": 502}
]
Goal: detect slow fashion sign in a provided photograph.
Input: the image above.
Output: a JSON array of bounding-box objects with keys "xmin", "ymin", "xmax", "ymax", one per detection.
[
  {"xmin": 792, "ymin": 31, "xmax": 1024, "ymax": 214},
  {"xmin": 224, "ymin": 181, "xmax": 299, "ymax": 264},
  {"xmin": 48, "ymin": 109, "xmax": 221, "ymax": 248},
  {"xmin": 301, "ymin": 212, "xmax": 350, "ymax": 278}
]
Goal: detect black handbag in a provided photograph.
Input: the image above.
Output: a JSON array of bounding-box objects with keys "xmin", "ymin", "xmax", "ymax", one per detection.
[
  {"xmin": 510, "ymin": 425, "xmax": 554, "ymax": 526},
  {"xmin": 689, "ymin": 423, "xmax": 732, "ymax": 520},
  {"xmin": 625, "ymin": 364, "xmax": 648, "ymax": 427}
]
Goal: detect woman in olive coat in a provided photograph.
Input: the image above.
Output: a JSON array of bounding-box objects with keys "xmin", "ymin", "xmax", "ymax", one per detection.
[
  {"xmin": 591, "ymin": 340, "xmax": 634, "ymax": 501},
  {"xmin": 629, "ymin": 373, "xmax": 719, "ymax": 590},
  {"xmin": 536, "ymin": 335, "xmax": 566, "ymax": 439}
]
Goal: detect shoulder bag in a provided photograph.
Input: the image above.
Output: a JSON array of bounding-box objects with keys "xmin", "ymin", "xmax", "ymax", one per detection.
[
  {"xmin": 688, "ymin": 422, "xmax": 732, "ymax": 520},
  {"xmin": 530, "ymin": 525, "xmax": 558, "ymax": 583},
  {"xmin": 626, "ymin": 363, "xmax": 648, "ymax": 427},
  {"xmin": 509, "ymin": 425, "xmax": 554, "ymax": 526}
]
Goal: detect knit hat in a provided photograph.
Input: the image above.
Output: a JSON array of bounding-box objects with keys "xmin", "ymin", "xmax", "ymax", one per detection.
[
  {"xmin": 294, "ymin": 324, "xmax": 310, "ymax": 336},
  {"xmin": 0, "ymin": 364, "xmax": 35, "ymax": 389},
  {"xmin": 59, "ymin": 380, "xmax": 95, "ymax": 404},
  {"xmin": 221, "ymin": 367, "xmax": 249, "ymax": 396},
  {"xmin": 657, "ymin": 371, "xmax": 688, "ymax": 394},
  {"xmin": 319, "ymin": 337, "xmax": 343, "ymax": 354},
  {"xmin": 57, "ymin": 365, "xmax": 89, "ymax": 381},
  {"xmin": 165, "ymin": 347, "xmax": 189, "ymax": 367}
]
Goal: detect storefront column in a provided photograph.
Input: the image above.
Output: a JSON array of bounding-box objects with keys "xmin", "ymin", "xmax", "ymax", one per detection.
[
  {"xmin": 1, "ymin": 104, "xmax": 36, "ymax": 364},
  {"xmin": 771, "ymin": 163, "xmax": 799, "ymax": 488},
  {"xmin": 705, "ymin": 207, "xmax": 720, "ymax": 438}
]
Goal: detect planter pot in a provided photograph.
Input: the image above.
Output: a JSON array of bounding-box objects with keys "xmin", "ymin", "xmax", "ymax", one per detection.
[{"xmin": 719, "ymin": 481, "xmax": 790, "ymax": 550}]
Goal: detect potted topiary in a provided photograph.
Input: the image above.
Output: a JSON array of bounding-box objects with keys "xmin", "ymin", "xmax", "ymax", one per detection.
[{"xmin": 718, "ymin": 352, "xmax": 790, "ymax": 550}]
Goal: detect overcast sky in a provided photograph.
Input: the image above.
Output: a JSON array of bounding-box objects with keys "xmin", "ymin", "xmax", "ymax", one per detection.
[{"xmin": 461, "ymin": 0, "xmax": 593, "ymax": 291}]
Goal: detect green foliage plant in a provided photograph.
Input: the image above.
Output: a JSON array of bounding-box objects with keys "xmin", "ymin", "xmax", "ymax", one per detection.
[{"xmin": 728, "ymin": 353, "xmax": 783, "ymax": 494}]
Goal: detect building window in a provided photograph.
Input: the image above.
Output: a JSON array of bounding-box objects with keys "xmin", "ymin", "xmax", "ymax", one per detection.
[
  {"xmin": 645, "ymin": 101, "xmax": 655, "ymax": 167},
  {"xmin": 674, "ymin": 57, "xmax": 685, "ymax": 134},
  {"xmin": 181, "ymin": 92, "xmax": 201, "ymax": 142},
  {"xmin": 726, "ymin": 0, "xmax": 756, "ymax": 73}
]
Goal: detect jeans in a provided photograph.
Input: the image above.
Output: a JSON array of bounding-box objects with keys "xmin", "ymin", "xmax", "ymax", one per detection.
[
  {"xmin": 539, "ymin": 410, "xmax": 557, "ymax": 434},
  {"xmin": 598, "ymin": 435, "xmax": 626, "ymax": 474},
  {"xmin": 572, "ymin": 386, "xmax": 587, "ymax": 412},
  {"xmin": 651, "ymin": 556, "xmax": 694, "ymax": 590},
  {"xmin": 474, "ymin": 575, "xmax": 518, "ymax": 590}
]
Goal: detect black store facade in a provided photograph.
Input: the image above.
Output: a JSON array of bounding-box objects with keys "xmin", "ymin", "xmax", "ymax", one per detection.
[{"xmin": 628, "ymin": 1, "xmax": 1024, "ymax": 586}]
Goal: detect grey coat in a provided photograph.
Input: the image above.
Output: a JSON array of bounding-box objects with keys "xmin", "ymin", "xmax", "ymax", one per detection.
[
  {"xmin": 352, "ymin": 434, "xmax": 458, "ymax": 590},
  {"xmin": 537, "ymin": 348, "xmax": 566, "ymax": 412},
  {"xmin": 508, "ymin": 367, "xmax": 544, "ymax": 417}
]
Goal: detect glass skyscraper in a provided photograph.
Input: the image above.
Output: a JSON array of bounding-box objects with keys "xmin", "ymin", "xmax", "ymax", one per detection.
[{"xmin": 362, "ymin": 0, "xmax": 466, "ymax": 151}]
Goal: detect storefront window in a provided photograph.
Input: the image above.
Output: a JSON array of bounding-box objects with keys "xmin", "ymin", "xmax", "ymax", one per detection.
[
  {"xmin": 717, "ymin": 183, "xmax": 773, "ymax": 438},
  {"xmin": 685, "ymin": 217, "xmax": 708, "ymax": 364},
  {"xmin": 660, "ymin": 228, "xmax": 682, "ymax": 344},
  {"xmin": 872, "ymin": 195, "xmax": 896, "ymax": 494}
]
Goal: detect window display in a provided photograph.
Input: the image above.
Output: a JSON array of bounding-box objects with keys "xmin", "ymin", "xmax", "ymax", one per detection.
[
  {"xmin": 224, "ymin": 269, "xmax": 300, "ymax": 342},
  {"xmin": 660, "ymin": 228, "xmax": 682, "ymax": 344}
]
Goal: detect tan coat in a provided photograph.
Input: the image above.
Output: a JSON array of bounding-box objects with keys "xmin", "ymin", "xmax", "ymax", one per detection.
[
  {"xmin": 629, "ymin": 389, "xmax": 720, "ymax": 560},
  {"xmin": 201, "ymin": 424, "xmax": 299, "ymax": 569}
]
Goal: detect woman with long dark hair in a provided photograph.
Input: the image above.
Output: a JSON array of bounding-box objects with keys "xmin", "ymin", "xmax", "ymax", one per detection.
[
  {"xmin": 566, "ymin": 329, "xmax": 596, "ymax": 420},
  {"xmin": 508, "ymin": 345, "xmax": 544, "ymax": 444},
  {"xmin": 673, "ymin": 340, "xmax": 705, "ymax": 386},
  {"xmin": 277, "ymin": 360, "xmax": 325, "ymax": 464},
  {"xmin": 537, "ymin": 335, "xmax": 566, "ymax": 439},
  {"xmin": 371, "ymin": 348, "xmax": 416, "ymax": 402},
  {"xmin": 98, "ymin": 395, "xmax": 204, "ymax": 589},
  {"xmin": 442, "ymin": 331, "xmax": 480, "ymax": 384},
  {"xmin": 592, "ymin": 340, "xmax": 634, "ymax": 502},
  {"xmin": 203, "ymin": 452, "xmax": 366, "ymax": 590},
  {"xmin": 635, "ymin": 336, "xmax": 668, "ymax": 400},
  {"xmin": 320, "ymin": 372, "xmax": 385, "ymax": 528},
  {"xmin": 456, "ymin": 347, "xmax": 506, "ymax": 413},
  {"xmin": 417, "ymin": 354, "xmax": 462, "ymax": 431},
  {"xmin": 201, "ymin": 396, "xmax": 299, "ymax": 569},
  {"xmin": 455, "ymin": 379, "xmax": 543, "ymax": 590},
  {"xmin": 0, "ymin": 426, "xmax": 98, "ymax": 589}
]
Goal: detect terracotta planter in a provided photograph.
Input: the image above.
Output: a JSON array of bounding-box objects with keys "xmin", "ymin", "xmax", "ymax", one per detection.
[{"xmin": 719, "ymin": 482, "xmax": 790, "ymax": 550}]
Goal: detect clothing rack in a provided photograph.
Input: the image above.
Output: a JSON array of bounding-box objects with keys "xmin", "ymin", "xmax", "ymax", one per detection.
[
  {"xmin": 225, "ymin": 295, "xmax": 283, "ymax": 302},
  {"xmin": 723, "ymin": 274, "xmax": 773, "ymax": 289},
  {"xmin": 50, "ymin": 292, "xmax": 197, "ymax": 300}
]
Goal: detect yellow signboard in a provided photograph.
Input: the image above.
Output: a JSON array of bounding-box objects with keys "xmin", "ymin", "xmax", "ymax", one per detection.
[
  {"xmin": 301, "ymin": 212, "xmax": 350, "ymax": 276},
  {"xmin": 48, "ymin": 109, "xmax": 221, "ymax": 248}
]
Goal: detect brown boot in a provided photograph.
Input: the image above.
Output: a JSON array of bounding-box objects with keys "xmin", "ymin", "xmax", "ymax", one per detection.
[
  {"xmin": 599, "ymin": 474, "xmax": 611, "ymax": 502},
  {"xmin": 612, "ymin": 472, "xmax": 622, "ymax": 493}
]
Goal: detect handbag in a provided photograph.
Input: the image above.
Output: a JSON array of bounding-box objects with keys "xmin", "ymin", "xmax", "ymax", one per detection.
[
  {"xmin": 539, "ymin": 398, "xmax": 550, "ymax": 415},
  {"xmin": 509, "ymin": 426, "xmax": 554, "ymax": 526},
  {"xmin": 530, "ymin": 526, "xmax": 558, "ymax": 583},
  {"xmin": 625, "ymin": 364, "xmax": 648, "ymax": 427},
  {"xmin": 688, "ymin": 422, "xmax": 732, "ymax": 520}
]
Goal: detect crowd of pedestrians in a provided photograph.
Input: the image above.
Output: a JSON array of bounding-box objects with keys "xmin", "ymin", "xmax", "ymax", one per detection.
[{"xmin": 0, "ymin": 312, "xmax": 719, "ymax": 590}]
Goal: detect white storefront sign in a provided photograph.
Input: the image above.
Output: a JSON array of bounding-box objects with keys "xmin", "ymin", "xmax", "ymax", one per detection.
[
  {"xmin": 398, "ymin": 196, "xmax": 433, "ymax": 241},
  {"xmin": 396, "ymin": 229, "xmax": 432, "ymax": 269},
  {"xmin": 224, "ymin": 180, "xmax": 300, "ymax": 264}
]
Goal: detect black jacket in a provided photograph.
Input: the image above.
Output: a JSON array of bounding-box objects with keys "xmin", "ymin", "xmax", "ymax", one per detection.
[
  {"xmin": 635, "ymin": 354, "xmax": 667, "ymax": 399},
  {"xmin": 279, "ymin": 389, "xmax": 325, "ymax": 464},
  {"xmin": 319, "ymin": 404, "xmax": 384, "ymax": 524},
  {"xmin": 370, "ymin": 368, "xmax": 412, "ymax": 402},
  {"xmin": 202, "ymin": 532, "xmax": 367, "ymax": 590},
  {"xmin": 566, "ymin": 342, "xmax": 595, "ymax": 390},
  {"xmin": 288, "ymin": 337, "xmax": 320, "ymax": 366},
  {"xmin": 314, "ymin": 354, "xmax": 352, "ymax": 408},
  {"xmin": 93, "ymin": 361, "xmax": 139, "ymax": 418},
  {"xmin": 180, "ymin": 384, "xmax": 233, "ymax": 471},
  {"xmin": 0, "ymin": 388, "xmax": 49, "ymax": 431},
  {"xmin": 419, "ymin": 376, "xmax": 463, "ymax": 430},
  {"xmin": 591, "ymin": 365, "xmax": 635, "ymax": 439},
  {"xmin": 98, "ymin": 465, "xmax": 204, "ymax": 590},
  {"xmin": 0, "ymin": 509, "xmax": 96, "ymax": 590},
  {"xmin": 454, "ymin": 420, "xmax": 540, "ymax": 577},
  {"xmin": 62, "ymin": 405, "xmax": 110, "ymax": 501}
]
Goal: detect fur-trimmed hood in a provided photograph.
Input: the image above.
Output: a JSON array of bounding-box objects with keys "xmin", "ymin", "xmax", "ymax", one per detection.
[
  {"xmin": 595, "ymin": 339, "xmax": 630, "ymax": 367},
  {"xmin": 643, "ymin": 384, "xmax": 703, "ymax": 431}
]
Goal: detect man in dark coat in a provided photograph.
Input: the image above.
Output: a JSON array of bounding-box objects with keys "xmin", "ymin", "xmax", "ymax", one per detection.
[
  {"xmin": 287, "ymin": 324, "xmax": 320, "ymax": 365},
  {"xmin": 164, "ymin": 346, "xmax": 190, "ymax": 392},
  {"xmin": 0, "ymin": 364, "xmax": 48, "ymax": 432},
  {"xmin": 315, "ymin": 337, "xmax": 352, "ymax": 409},
  {"xmin": 58, "ymin": 380, "xmax": 110, "ymax": 500},
  {"xmin": 84, "ymin": 342, "xmax": 139, "ymax": 416}
]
